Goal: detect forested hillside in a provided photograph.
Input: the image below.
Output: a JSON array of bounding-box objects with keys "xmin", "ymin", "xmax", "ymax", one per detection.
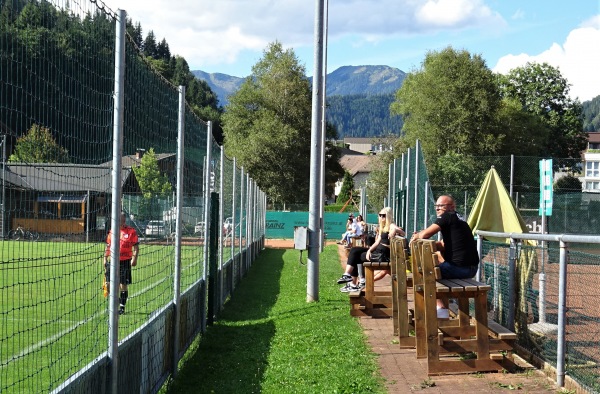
[
  {"xmin": 583, "ymin": 95, "xmax": 600, "ymax": 132},
  {"xmin": 0, "ymin": 0, "xmax": 222, "ymax": 160},
  {"xmin": 326, "ymin": 94, "xmax": 403, "ymax": 137}
]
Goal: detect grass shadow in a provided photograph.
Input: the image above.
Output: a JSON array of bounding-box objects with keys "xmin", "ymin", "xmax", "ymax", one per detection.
[{"xmin": 165, "ymin": 249, "xmax": 285, "ymax": 393}]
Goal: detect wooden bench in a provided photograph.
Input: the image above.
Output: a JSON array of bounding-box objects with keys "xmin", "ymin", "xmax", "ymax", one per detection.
[
  {"xmin": 390, "ymin": 237, "xmax": 415, "ymax": 347},
  {"xmin": 348, "ymin": 259, "xmax": 393, "ymax": 317},
  {"xmin": 411, "ymin": 239, "xmax": 516, "ymax": 375}
]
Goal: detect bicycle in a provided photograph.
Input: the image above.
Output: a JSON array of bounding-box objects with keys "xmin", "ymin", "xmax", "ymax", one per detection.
[{"xmin": 8, "ymin": 226, "xmax": 39, "ymax": 241}]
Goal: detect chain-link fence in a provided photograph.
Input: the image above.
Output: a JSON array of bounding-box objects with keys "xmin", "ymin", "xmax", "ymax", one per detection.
[
  {"xmin": 0, "ymin": 2, "xmax": 265, "ymax": 393},
  {"xmin": 390, "ymin": 142, "xmax": 600, "ymax": 392}
]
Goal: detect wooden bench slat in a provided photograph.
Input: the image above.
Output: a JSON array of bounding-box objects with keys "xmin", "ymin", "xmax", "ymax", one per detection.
[
  {"xmin": 461, "ymin": 278, "xmax": 491, "ymax": 291},
  {"xmin": 437, "ymin": 279, "xmax": 464, "ymax": 292},
  {"xmin": 487, "ymin": 320, "xmax": 517, "ymax": 340}
]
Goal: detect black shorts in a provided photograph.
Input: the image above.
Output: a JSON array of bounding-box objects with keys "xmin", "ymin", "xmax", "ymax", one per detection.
[{"xmin": 104, "ymin": 259, "xmax": 132, "ymax": 285}]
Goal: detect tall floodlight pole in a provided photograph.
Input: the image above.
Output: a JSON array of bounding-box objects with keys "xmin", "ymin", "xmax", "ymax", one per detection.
[
  {"xmin": 307, "ymin": 0, "xmax": 325, "ymax": 302},
  {"xmin": 318, "ymin": 0, "xmax": 329, "ymax": 252}
]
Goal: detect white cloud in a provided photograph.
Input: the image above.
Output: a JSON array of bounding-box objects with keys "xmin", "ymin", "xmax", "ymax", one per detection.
[
  {"xmin": 414, "ymin": 0, "xmax": 503, "ymax": 29},
  {"xmin": 494, "ymin": 17, "xmax": 600, "ymax": 102},
  {"xmin": 100, "ymin": 0, "xmax": 507, "ymax": 71}
]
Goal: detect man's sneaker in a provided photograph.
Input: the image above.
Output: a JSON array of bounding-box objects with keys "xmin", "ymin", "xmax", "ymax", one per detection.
[
  {"xmin": 357, "ymin": 281, "xmax": 366, "ymax": 290},
  {"xmin": 119, "ymin": 305, "xmax": 125, "ymax": 315},
  {"xmin": 340, "ymin": 283, "xmax": 360, "ymax": 293},
  {"xmin": 337, "ymin": 274, "xmax": 353, "ymax": 284}
]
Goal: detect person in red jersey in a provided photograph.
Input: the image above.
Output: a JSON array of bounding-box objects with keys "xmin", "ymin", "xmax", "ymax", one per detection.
[{"xmin": 104, "ymin": 211, "xmax": 139, "ymax": 315}]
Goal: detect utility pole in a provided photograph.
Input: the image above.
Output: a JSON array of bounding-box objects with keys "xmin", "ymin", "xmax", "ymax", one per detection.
[{"xmin": 307, "ymin": 0, "xmax": 325, "ymax": 302}]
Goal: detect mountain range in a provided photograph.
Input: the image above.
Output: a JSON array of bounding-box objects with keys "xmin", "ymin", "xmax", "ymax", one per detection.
[
  {"xmin": 192, "ymin": 65, "xmax": 406, "ymax": 138},
  {"xmin": 192, "ymin": 65, "xmax": 406, "ymax": 106},
  {"xmin": 192, "ymin": 66, "xmax": 600, "ymax": 137}
]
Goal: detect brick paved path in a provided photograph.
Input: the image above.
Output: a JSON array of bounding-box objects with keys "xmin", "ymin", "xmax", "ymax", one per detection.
[{"xmin": 265, "ymin": 239, "xmax": 560, "ymax": 393}]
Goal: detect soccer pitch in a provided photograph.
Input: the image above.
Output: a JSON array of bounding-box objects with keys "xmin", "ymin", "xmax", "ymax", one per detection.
[{"xmin": 0, "ymin": 239, "xmax": 205, "ymax": 393}]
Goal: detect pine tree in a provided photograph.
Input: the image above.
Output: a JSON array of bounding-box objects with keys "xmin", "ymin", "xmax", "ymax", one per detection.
[{"xmin": 336, "ymin": 171, "xmax": 355, "ymax": 204}]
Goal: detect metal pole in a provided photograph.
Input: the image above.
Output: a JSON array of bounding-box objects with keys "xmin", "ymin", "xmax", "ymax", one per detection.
[
  {"xmin": 202, "ymin": 122, "xmax": 213, "ymax": 332},
  {"xmin": 218, "ymin": 145, "xmax": 224, "ymax": 307},
  {"xmin": 231, "ymin": 158, "xmax": 237, "ymax": 289},
  {"xmin": 476, "ymin": 234, "xmax": 482, "ymax": 282},
  {"xmin": 86, "ymin": 190, "xmax": 90, "ymax": 243},
  {"xmin": 423, "ymin": 181, "xmax": 429, "ymax": 229},
  {"xmin": 556, "ymin": 240, "xmax": 568, "ymax": 388},
  {"xmin": 509, "ymin": 154, "xmax": 514, "ymax": 199},
  {"xmin": 388, "ymin": 162, "xmax": 393, "ymax": 210},
  {"xmin": 391, "ymin": 159, "xmax": 396, "ymax": 217},
  {"xmin": 413, "ymin": 141, "xmax": 420, "ymax": 233},
  {"xmin": 400, "ymin": 153, "xmax": 405, "ymax": 229},
  {"xmin": 1, "ymin": 135, "xmax": 6, "ymax": 239},
  {"xmin": 507, "ymin": 239, "xmax": 517, "ymax": 332},
  {"xmin": 318, "ymin": 0, "xmax": 328, "ymax": 252},
  {"xmin": 245, "ymin": 174, "xmax": 250, "ymax": 271},
  {"xmin": 108, "ymin": 10, "xmax": 126, "ymax": 393},
  {"xmin": 405, "ymin": 149, "xmax": 411, "ymax": 235},
  {"xmin": 539, "ymin": 200, "xmax": 547, "ymax": 323},
  {"xmin": 172, "ymin": 85, "xmax": 185, "ymax": 375},
  {"xmin": 238, "ymin": 167, "xmax": 244, "ymax": 278},
  {"xmin": 307, "ymin": 0, "xmax": 325, "ymax": 302}
]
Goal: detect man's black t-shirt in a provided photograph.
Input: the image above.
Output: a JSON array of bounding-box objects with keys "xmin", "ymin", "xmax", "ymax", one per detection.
[{"xmin": 434, "ymin": 211, "xmax": 479, "ymax": 267}]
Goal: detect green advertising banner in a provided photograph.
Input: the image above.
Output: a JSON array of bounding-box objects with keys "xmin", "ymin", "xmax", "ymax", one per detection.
[{"xmin": 265, "ymin": 212, "xmax": 378, "ymax": 239}]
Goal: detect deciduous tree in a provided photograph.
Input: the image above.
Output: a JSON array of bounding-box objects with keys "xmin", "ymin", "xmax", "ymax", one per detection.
[
  {"xmin": 223, "ymin": 41, "xmax": 341, "ymax": 204},
  {"xmin": 390, "ymin": 46, "xmax": 503, "ymax": 162},
  {"xmin": 9, "ymin": 123, "xmax": 69, "ymax": 163},
  {"xmin": 132, "ymin": 148, "xmax": 172, "ymax": 198},
  {"xmin": 499, "ymin": 62, "xmax": 586, "ymax": 159}
]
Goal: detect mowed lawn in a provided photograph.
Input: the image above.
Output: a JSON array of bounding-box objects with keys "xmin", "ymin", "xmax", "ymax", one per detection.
[
  {"xmin": 0, "ymin": 239, "xmax": 205, "ymax": 393},
  {"xmin": 164, "ymin": 245, "xmax": 386, "ymax": 394}
]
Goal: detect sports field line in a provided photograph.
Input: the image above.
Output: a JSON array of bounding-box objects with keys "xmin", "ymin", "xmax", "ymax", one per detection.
[
  {"xmin": 2, "ymin": 274, "xmax": 173, "ymax": 369},
  {"xmin": 0, "ymin": 310, "xmax": 105, "ymax": 368}
]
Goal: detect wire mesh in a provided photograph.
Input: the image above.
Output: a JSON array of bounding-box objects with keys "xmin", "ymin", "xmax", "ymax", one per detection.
[{"xmin": 0, "ymin": 1, "xmax": 265, "ymax": 392}]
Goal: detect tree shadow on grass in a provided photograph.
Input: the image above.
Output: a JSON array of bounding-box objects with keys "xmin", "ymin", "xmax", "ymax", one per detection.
[{"xmin": 166, "ymin": 249, "xmax": 285, "ymax": 393}]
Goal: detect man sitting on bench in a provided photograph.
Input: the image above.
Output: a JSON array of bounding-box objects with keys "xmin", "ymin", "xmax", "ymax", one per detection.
[{"xmin": 409, "ymin": 195, "xmax": 479, "ymax": 319}]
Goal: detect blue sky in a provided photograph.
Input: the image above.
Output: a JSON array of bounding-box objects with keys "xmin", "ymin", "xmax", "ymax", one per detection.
[{"xmin": 100, "ymin": 0, "xmax": 600, "ymax": 101}]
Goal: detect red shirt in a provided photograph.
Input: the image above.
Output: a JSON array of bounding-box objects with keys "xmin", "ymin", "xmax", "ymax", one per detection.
[{"xmin": 106, "ymin": 225, "xmax": 139, "ymax": 260}]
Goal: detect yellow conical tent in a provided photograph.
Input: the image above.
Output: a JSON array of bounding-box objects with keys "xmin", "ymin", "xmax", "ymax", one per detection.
[
  {"xmin": 468, "ymin": 167, "xmax": 537, "ymax": 335},
  {"xmin": 467, "ymin": 167, "xmax": 529, "ymax": 243}
]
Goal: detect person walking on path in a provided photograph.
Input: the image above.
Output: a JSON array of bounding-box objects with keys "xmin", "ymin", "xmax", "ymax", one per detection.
[{"xmin": 104, "ymin": 212, "xmax": 139, "ymax": 315}]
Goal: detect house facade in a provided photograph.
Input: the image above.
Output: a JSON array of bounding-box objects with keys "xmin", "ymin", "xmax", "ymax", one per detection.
[
  {"xmin": 1, "ymin": 163, "xmax": 140, "ymax": 240},
  {"xmin": 582, "ymin": 132, "xmax": 600, "ymax": 192},
  {"xmin": 343, "ymin": 137, "xmax": 393, "ymax": 154}
]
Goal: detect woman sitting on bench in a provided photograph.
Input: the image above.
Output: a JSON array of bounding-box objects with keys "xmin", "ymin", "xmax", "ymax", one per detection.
[{"xmin": 337, "ymin": 207, "xmax": 404, "ymax": 292}]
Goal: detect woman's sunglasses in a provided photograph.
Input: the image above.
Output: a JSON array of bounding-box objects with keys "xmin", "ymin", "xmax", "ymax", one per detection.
[{"xmin": 378, "ymin": 213, "xmax": 386, "ymax": 218}]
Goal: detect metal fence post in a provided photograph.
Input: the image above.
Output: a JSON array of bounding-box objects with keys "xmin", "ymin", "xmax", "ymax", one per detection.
[
  {"xmin": 231, "ymin": 158, "xmax": 237, "ymax": 290},
  {"xmin": 476, "ymin": 234, "xmax": 482, "ymax": 282},
  {"xmin": 507, "ymin": 238, "xmax": 517, "ymax": 332},
  {"xmin": 556, "ymin": 240, "xmax": 568, "ymax": 388},
  {"xmin": 108, "ymin": 10, "xmax": 126, "ymax": 394},
  {"xmin": 171, "ymin": 85, "xmax": 185, "ymax": 376},
  {"xmin": 413, "ymin": 141, "xmax": 420, "ymax": 233}
]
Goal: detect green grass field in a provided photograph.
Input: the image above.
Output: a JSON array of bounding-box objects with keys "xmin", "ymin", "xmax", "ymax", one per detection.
[
  {"xmin": 164, "ymin": 246, "xmax": 386, "ymax": 394},
  {"xmin": 0, "ymin": 239, "xmax": 207, "ymax": 393}
]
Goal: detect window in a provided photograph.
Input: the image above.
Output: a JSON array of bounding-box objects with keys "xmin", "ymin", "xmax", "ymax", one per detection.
[
  {"xmin": 587, "ymin": 181, "xmax": 600, "ymax": 190},
  {"xmin": 589, "ymin": 143, "xmax": 600, "ymax": 150},
  {"xmin": 586, "ymin": 161, "xmax": 600, "ymax": 178}
]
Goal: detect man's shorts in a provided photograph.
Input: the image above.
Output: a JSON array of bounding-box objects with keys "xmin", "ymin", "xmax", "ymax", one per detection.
[
  {"xmin": 104, "ymin": 259, "xmax": 132, "ymax": 285},
  {"xmin": 439, "ymin": 261, "xmax": 478, "ymax": 280}
]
